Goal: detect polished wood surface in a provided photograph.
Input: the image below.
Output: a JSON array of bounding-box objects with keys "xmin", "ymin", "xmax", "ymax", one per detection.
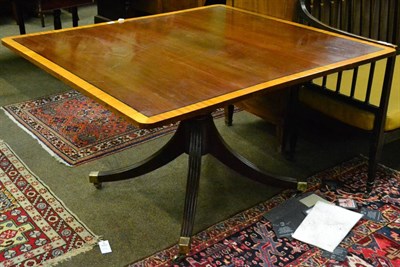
[{"xmin": 2, "ymin": 5, "xmax": 395, "ymax": 128}]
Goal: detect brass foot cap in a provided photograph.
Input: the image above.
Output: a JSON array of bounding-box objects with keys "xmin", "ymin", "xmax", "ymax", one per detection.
[
  {"xmin": 297, "ymin": 181, "xmax": 308, "ymax": 192},
  {"xmin": 89, "ymin": 171, "xmax": 99, "ymax": 183},
  {"xmin": 178, "ymin": 236, "xmax": 191, "ymax": 255}
]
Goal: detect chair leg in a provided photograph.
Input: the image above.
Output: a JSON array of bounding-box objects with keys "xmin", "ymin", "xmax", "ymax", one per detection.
[
  {"xmin": 224, "ymin": 104, "xmax": 234, "ymax": 126},
  {"xmin": 282, "ymin": 85, "xmax": 300, "ymax": 159},
  {"xmin": 53, "ymin": 9, "xmax": 62, "ymax": 29},
  {"xmin": 40, "ymin": 12, "xmax": 45, "ymax": 27},
  {"xmin": 37, "ymin": 0, "xmax": 45, "ymax": 27},
  {"xmin": 366, "ymin": 113, "xmax": 386, "ymax": 194},
  {"xmin": 366, "ymin": 55, "xmax": 396, "ymax": 194},
  {"xmin": 366, "ymin": 124, "xmax": 386, "ymax": 194},
  {"xmin": 12, "ymin": 0, "xmax": 26, "ymax": 34},
  {"xmin": 71, "ymin": 7, "xmax": 79, "ymax": 27}
]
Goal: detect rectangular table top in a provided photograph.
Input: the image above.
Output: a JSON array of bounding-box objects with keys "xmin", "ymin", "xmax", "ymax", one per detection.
[{"xmin": 2, "ymin": 5, "xmax": 396, "ymax": 128}]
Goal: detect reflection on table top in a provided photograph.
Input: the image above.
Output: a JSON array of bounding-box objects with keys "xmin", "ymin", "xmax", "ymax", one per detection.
[{"xmin": 2, "ymin": 5, "xmax": 396, "ymax": 128}]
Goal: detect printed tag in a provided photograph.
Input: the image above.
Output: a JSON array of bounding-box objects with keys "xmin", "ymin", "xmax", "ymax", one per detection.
[{"xmin": 99, "ymin": 240, "xmax": 112, "ymax": 254}]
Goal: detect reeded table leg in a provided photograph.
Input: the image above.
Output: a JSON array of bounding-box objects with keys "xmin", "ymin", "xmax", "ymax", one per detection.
[{"xmin": 179, "ymin": 118, "xmax": 204, "ymax": 256}]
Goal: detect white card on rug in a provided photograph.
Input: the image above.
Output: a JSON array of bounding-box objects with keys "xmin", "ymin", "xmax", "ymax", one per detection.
[
  {"xmin": 299, "ymin": 193, "xmax": 331, "ymax": 207},
  {"xmin": 292, "ymin": 201, "xmax": 363, "ymax": 252},
  {"xmin": 99, "ymin": 240, "xmax": 112, "ymax": 254}
]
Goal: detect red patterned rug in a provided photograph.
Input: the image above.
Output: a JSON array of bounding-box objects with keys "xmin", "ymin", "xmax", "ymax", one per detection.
[
  {"xmin": 1, "ymin": 90, "xmax": 229, "ymax": 166},
  {"xmin": 0, "ymin": 140, "xmax": 99, "ymax": 266},
  {"xmin": 128, "ymin": 157, "xmax": 400, "ymax": 267}
]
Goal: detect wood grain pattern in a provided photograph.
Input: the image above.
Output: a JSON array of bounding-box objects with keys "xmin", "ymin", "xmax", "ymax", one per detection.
[{"xmin": 2, "ymin": 5, "xmax": 395, "ymax": 128}]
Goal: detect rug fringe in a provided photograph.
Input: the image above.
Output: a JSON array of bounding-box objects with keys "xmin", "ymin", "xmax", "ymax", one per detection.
[
  {"xmin": 0, "ymin": 140, "xmax": 101, "ymax": 266},
  {"xmin": 1, "ymin": 107, "xmax": 72, "ymax": 167},
  {"xmin": 41, "ymin": 243, "xmax": 101, "ymax": 267}
]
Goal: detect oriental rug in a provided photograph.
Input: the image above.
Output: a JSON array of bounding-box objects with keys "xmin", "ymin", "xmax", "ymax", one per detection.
[
  {"xmin": 0, "ymin": 140, "xmax": 99, "ymax": 266},
  {"xmin": 1, "ymin": 90, "xmax": 230, "ymax": 166},
  {"xmin": 128, "ymin": 157, "xmax": 400, "ymax": 267}
]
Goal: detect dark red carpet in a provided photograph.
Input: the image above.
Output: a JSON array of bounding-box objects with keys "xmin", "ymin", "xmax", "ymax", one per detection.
[{"xmin": 129, "ymin": 157, "xmax": 400, "ymax": 267}]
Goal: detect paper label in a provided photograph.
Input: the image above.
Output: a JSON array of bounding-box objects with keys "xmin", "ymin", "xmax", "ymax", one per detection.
[{"xmin": 99, "ymin": 240, "xmax": 112, "ymax": 254}]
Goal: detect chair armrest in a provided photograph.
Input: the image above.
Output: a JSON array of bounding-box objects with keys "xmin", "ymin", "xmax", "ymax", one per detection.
[{"xmin": 297, "ymin": 0, "xmax": 398, "ymax": 51}]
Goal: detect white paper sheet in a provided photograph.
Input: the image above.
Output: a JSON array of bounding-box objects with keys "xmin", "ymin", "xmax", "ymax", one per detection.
[{"xmin": 292, "ymin": 201, "xmax": 363, "ymax": 252}]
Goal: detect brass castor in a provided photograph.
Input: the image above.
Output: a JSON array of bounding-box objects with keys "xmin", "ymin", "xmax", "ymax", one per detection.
[{"xmin": 89, "ymin": 171, "xmax": 102, "ymax": 189}]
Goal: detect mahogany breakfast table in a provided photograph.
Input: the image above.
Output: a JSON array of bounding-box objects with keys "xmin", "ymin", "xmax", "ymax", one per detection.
[{"xmin": 2, "ymin": 5, "xmax": 396, "ymax": 257}]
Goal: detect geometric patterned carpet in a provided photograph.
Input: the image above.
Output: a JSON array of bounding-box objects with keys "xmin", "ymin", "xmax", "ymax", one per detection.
[
  {"xmin": 2, "ymin": 90, "xmax": 227, "ymax": 166},
  {"xmin": 128, "ymin": 157, "xmax": 400, "ymax": 266},
  {"xmin": 0, "ymin": 140, "xmax": 99, "ymax": 266}
]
